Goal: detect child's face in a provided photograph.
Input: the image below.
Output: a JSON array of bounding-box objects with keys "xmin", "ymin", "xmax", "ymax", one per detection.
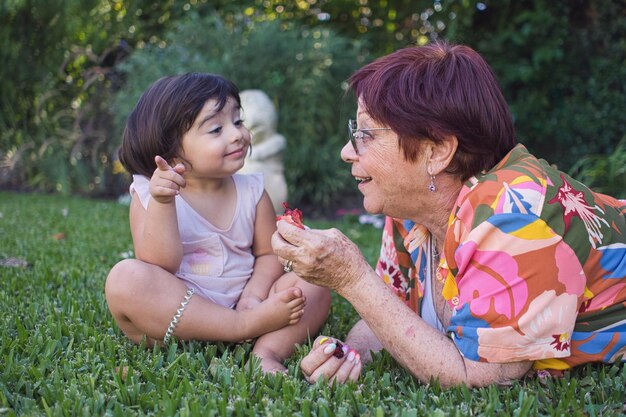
[{"xmin": 178, "ymin": 97, "xmax": 251, "ymax": 179}]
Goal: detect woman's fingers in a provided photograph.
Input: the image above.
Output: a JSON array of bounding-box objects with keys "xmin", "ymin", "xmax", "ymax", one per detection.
[
  {"xmin": 275, "ymin": 218, "xmax": 302, "ymax": 238},
  {"xmin": 301, "ymin": 337, "xmax": 337, "ymax": 375},
  {"xmin": 301, "ymin": 337, "xmax": 361, "ymax": 385},
  {"xmin": 330, "ymin": 349, "xmax": 361, "ymax": 384},
  {"xmin": 347, "ymin": 356, "xmax": 363, "ymax": 382},
  {"xmin": 272, "ymin": 223, "xmax": 369, "ymax": 293}
]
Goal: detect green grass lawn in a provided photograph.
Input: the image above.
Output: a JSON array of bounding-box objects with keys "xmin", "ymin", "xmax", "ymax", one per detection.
[{"xmin": 1, "ymin": 191, "xmax": 624, "ymax": 416}]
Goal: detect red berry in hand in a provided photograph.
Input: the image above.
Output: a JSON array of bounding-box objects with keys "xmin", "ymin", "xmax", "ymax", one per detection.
[
  {"xmin": 276, "ymin": 202, "xmax": 305, "ymax": 229},
  {"xmin": 333, "ymin": 341, "xmax": 345, "ymax": 358}
]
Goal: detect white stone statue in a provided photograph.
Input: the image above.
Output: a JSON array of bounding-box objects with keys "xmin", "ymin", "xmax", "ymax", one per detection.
[{"xmin": 239, "ymin": 89, "xmax": 288, "ymax": 214}]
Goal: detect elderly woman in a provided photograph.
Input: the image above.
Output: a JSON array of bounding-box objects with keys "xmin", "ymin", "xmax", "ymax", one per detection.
[{"xmin": 272, "ymin": 41, "xmax": 626, "ymax": 387}]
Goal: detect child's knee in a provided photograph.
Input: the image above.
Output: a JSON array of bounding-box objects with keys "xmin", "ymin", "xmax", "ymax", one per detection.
[
  {"xmin": 315, "ymin": 286, "xmax": 332, "ymax": 310},
  {"xmin": 105, "ymin": 259, "xmax": 144, "ymax": 302},
  {"xmin": 301, "ymin": 279, "xmax": 332, "ymax": 301}
]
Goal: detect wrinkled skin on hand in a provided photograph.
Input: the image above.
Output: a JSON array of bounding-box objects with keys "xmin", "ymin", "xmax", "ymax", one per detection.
[{"xmin": 271, "ymin": 221, "xmax": 371, "ymax": 294}]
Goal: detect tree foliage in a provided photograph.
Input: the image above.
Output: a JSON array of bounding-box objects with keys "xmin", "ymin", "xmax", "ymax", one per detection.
[
  {"xmin": 0, "ymin": 0, "xmax": 218, "ymax": 194},
  {"xmin": 456, "ymin": 0, "xmax": 626, "ymax": 169},
  {"xmin": 1, "ymin": 0, "xmax": 624, "ymax": 208},
  {"xmin": 113, "ymin": 13, "xmax": 364, "ymax": 212},
  {"xmin": 570, "ymin": 136, "xmax": 626, "ymax": 198}
]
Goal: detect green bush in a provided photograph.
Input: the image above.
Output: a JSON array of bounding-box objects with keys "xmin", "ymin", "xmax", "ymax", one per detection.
[
  {"xmin": 3, "ymin": 1, "xmax": 624, "ymax": 209},
  {"xmin": 455, "ymin": 1, "xmax": 626, "ymax": 170},
  {"xmin": 0, "ymin": 0, "xmax": 101, "ymax": 193},
  {"xmin": 112, "ymin": 13, "xmax": 364, "ymax": 214},
  {"xmin": 570, "ymin": 137, "xmax": 626, "ymax": 199},
  {"xmin": 0, "ymin": 0, "xmax": 222, "ymax": 196}
]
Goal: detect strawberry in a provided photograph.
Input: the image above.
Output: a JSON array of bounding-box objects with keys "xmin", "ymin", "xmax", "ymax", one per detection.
[{"xmin": 276, "ymin": 202, "xmax": 305, "ymax": 229}]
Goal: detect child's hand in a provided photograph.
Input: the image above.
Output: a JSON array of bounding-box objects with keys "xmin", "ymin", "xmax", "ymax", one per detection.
[{"xmin": 149, "ymin": 155, "xmax": 186, "ymax": 204}]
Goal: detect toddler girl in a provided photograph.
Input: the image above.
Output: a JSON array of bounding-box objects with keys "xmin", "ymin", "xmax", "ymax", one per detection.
[{"xmin": 105, "ymin": 73, "xmax": 330, "ymax": 373}]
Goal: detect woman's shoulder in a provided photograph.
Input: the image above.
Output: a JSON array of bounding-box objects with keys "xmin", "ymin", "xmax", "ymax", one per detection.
[
  {"xmin": 454, "ymin": 144, "xmax": 626, "ymax": 241},
  {"xmin": 455, "ymin": 145, "xmax": 550, "ymax": 223}
]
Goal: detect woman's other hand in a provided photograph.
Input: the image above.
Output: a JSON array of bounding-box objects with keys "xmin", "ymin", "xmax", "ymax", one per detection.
[
  {"xmin": 300, "ymin": 336, "xmax": 362, "ymax": 384},
  {"xmin": 271, "ymin": 221, "xmax": 371, "ymax": 294}
]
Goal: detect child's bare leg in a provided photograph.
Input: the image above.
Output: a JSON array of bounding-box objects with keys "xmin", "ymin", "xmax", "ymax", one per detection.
[
  {"xmin": 236, "ymin": 295, "xmax": 262, "ymax": 311},
  {"xmin": 251, "ymin": 273, "xmax": 331, "ymax": 373},
  {"xmin": 105, "ymin": 259, "xmax": 305, "ymax": 345}
]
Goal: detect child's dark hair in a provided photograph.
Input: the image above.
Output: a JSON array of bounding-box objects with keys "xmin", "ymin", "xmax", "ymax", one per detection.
[{"xmin": 119, "ymin": 73, "xmax": 241, "ymax": 177}]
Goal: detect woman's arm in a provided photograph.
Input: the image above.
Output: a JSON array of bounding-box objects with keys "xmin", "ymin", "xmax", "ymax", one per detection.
[
  {"xmin": 272, "ymin": 222, "xmax": 532, "ymax": 387},
  {"xmin": 343, "ymin": 272, "xmax": 532, "ymax": 387}
]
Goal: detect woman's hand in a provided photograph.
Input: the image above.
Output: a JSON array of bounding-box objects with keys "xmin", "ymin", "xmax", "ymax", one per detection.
[
  {"xmin": 271, "ymin": 221, "xmax": 371, "ymax": 294},
  {"xmin": 300, "ymin": 336, "xmax": 362, "ymax": 384},
  {"xmin": 149, "ymin": 155, "xmax": 186, "ymax": 204}
]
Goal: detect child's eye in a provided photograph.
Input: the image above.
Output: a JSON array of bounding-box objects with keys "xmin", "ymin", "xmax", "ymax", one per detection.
[
  {"xmin": 208, "ymin": 126, "xmax": 222, "ymax": 134},
  {"xmin": 234, "ymin": 119, "xmax": 244, "ymax": 127}
]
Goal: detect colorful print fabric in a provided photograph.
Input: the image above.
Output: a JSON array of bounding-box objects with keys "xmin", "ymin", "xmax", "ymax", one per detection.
[{"xmin": 375, "ymin": 144, "xmax": 626, "ymax": 369}]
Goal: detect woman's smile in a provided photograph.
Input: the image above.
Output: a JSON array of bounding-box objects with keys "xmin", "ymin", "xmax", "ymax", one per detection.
[{"xmin": 355, "ymin": 175, "xmax": 372, "ymax": 189}]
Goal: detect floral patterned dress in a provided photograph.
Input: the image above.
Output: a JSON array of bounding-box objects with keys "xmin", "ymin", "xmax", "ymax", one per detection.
[{"xmin": 376, "ymin": 144, "xmax": 626, "ymax": 370}]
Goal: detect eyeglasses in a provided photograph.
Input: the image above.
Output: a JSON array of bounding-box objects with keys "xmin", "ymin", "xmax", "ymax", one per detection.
[{"xmin": 347, "ymin": 119, "xmax": 391, "ymax": 155}]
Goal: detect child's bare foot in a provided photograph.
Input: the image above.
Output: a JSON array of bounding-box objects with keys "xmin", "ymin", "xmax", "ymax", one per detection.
[
  {"xmin": 258, "ymin": 356, "xmax": 288, "ymax": 374},
  {"xmin": 246, "ymin": 287, "xmax": 305, "ymax": 335},
  {"xmin": 250, "ymin": 349, "xmax": 288, "ymax": 374}
]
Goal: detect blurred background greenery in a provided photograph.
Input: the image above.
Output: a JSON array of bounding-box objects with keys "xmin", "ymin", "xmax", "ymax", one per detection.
[{"xmin": 1, "ymin": 0, "xmax": 625, "ymax": 216}]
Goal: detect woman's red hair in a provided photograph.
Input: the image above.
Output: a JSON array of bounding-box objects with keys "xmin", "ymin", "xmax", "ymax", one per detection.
[{"xmin": 349, "ymin": 41, "xmax": 516, "ymax": 180}]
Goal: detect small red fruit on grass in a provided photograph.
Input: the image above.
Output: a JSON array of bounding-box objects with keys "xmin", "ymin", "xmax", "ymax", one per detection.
[{"xmin": 276, "ymin": 202, "xmax": 305, "ymax": 229}]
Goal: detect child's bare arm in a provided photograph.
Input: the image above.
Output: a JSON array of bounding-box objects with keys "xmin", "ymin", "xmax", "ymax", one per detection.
[
  {"xmin": 130, "ymin": 156, "xmax": 186, "ymax": 273},
  {"xmin": 239, "ymin": 191, "xmax": 284, "ymax": 301}
]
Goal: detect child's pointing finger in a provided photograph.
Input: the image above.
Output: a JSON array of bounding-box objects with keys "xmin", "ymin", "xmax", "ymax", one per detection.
[{"xmin": 154, "ymin": 155, "xmax": 173, "ymax": 171}]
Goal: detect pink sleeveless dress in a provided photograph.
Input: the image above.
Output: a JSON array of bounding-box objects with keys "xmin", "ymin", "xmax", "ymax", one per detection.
[{"xmin": 130, "ymin": 173, "xmax": 264, "ymax": 308}]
